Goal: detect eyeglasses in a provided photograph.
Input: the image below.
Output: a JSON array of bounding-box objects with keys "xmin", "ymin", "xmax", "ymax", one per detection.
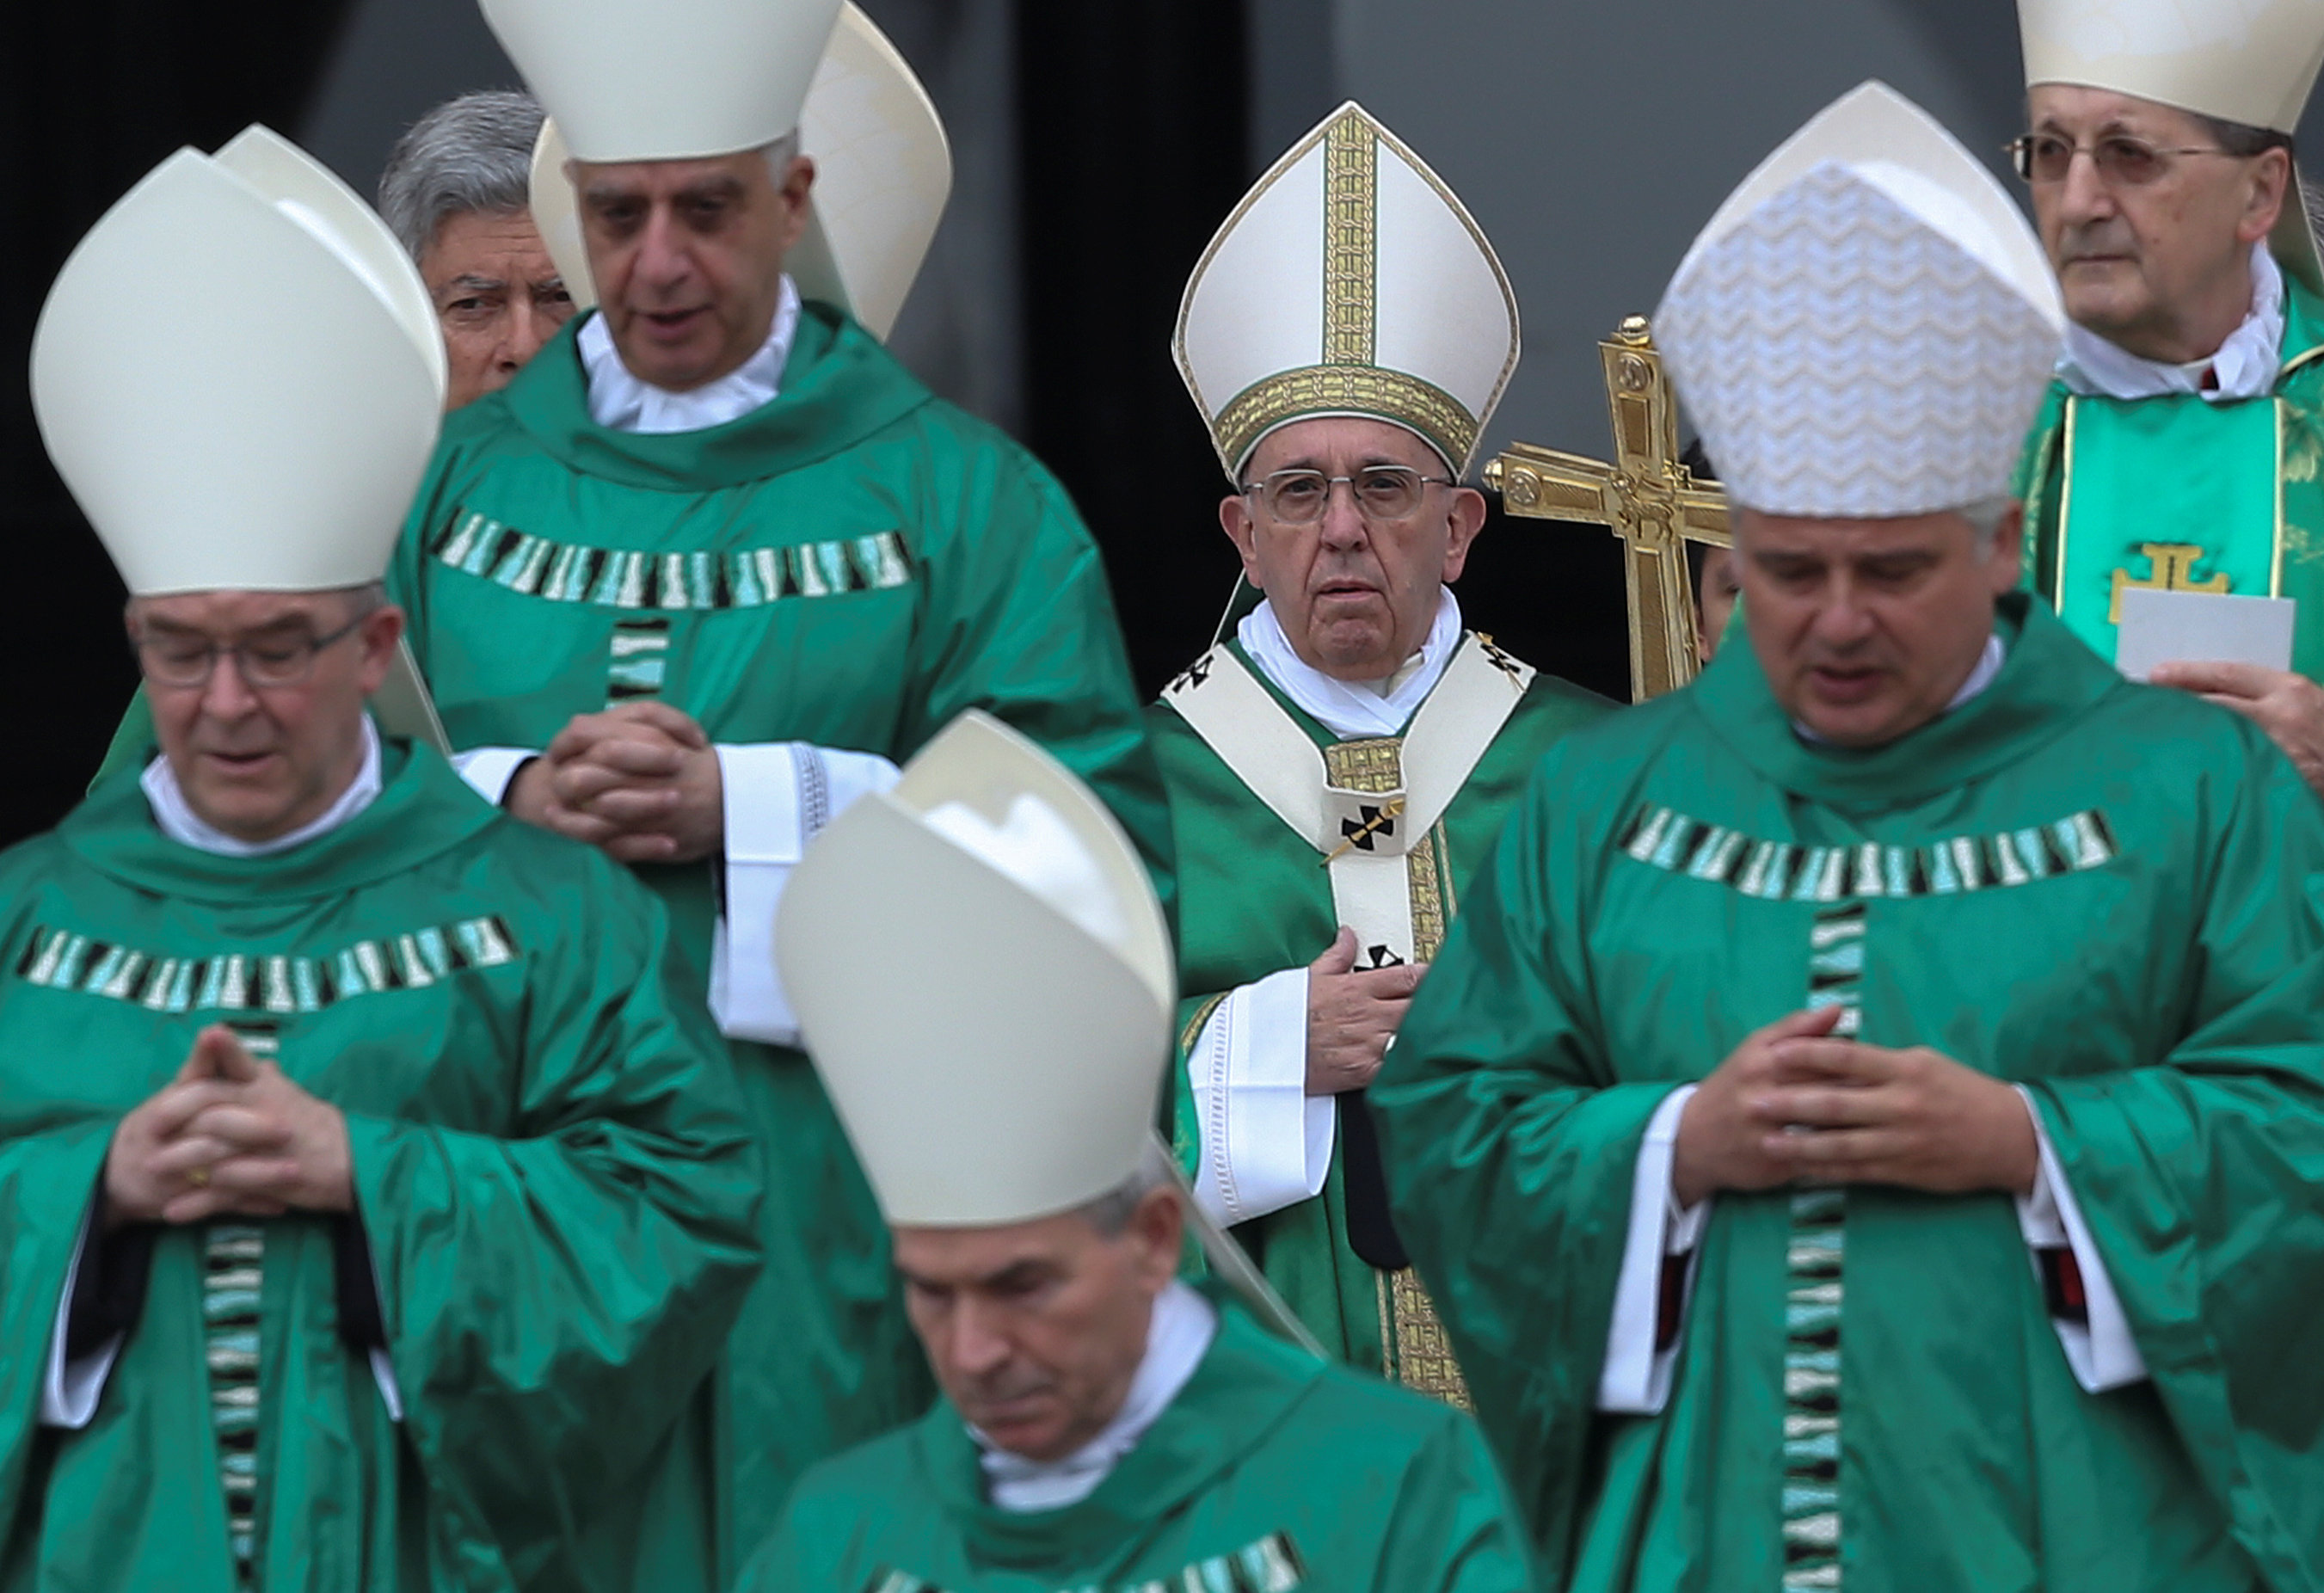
[
  {"xmin": 1241, "ymin": 466, "xmax": 1454, "ymax": 526},
  {"xmin": 2006, "ymin": 132, "xmax": 2242, "ymax": 188},
  {"xmin": 132, "ymin": 618, "xmax": 365, "ymax": 690}
]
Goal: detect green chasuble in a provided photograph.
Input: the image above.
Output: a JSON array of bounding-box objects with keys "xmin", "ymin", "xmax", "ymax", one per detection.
[
  {"xmin": 2018, "ymin": 268, "xmax": 2324, "ymax": 677},
  {"xmin": 735, "ymin": 1301, "xmax": 1540, "ymax": 1592},
  {"xmin": 377, "ymin": 303, "xmax": 1174, "ymax": 1579},
  {"xmin": 1374, "ymin": 595, "xmax": 2324, "ymax": 1592},
  {"xmin": 0, "ymin": 741, "xmax": 761, "ymax": 1593},
  {"xmin": 1150, "ymin": 634, "xmax": 1610, "ymax": 1387}
]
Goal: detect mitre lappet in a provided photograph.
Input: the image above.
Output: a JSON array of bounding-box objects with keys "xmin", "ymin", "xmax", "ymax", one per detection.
[{"xmin": 30, "ymin": 126, "xmax": 450, "ymax": 747}]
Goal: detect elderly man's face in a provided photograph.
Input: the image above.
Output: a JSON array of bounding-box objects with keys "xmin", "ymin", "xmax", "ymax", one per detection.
[
  {"xmin": 130, "ymin": 589, "xmax": 402, "ymax": 843},
  {"xmin": 2026, "ymin": 84, "xmax": 2289, "ymax": 362},
  {"xmin": 1220, "ymin": 416, "xmax": 1485, "ymax": 681},
  {"xmin": 1738, "ymin": 506, "xmax": 2021, "ymax": 748},
  {"xmin": 895, "ymin": 1186, "xmax": 1183, "ymax": 1464},
  {"xmin": 573, "ymin": 150, "xmax": 813, "ymax": 393},
  {"xmin": 421, "ymin": 207, "xmax": 575, "ymax": 410}
]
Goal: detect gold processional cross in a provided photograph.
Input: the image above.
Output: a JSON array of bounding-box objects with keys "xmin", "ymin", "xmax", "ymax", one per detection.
[{"xmin": 1483, "ymin": 317, "xmax": 1731, "ymax": 701}]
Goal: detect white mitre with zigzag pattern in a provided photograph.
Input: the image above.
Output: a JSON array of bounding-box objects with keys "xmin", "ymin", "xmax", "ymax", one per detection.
[{"xmin": 1655, "ymin": 82, "xmax": 2065, "ymax": 520}]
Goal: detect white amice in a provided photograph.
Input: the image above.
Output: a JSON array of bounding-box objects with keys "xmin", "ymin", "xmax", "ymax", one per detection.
[{"xmin": 578, "ymin": 275, "xmax": 801, "ymax": 434}]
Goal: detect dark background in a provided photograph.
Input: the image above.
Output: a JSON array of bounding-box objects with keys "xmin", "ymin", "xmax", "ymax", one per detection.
[{"xmin": 0, "ymin": 0, "xmax": 1635, "ymax": 848}]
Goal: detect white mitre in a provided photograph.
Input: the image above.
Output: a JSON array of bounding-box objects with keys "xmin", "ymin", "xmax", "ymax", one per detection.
[
  {"xmin": 529, "ymin": 3, "xmax": 950, "ymax": 341},
  {"xmin": 1175, "ymin": 101, "xmax": 1519, "ymax": 481},
  {"xmin": 1655, "ymin": 82, "xmax": 2065, "ymax": 520},
  {"xmin": 2020, "ymin": 0, "xmax": 2324, "ymax": 291},
  {"xmin": 483, "ymin": 0, "xmax": 842, "ymax": 163},
  {"xmin": 31, "ymin": 127, "xmax": 450, "ymax": 747},
  {"xmin": 777, "ymin": 712, "xmax": 1175, "ymax": 1228}
]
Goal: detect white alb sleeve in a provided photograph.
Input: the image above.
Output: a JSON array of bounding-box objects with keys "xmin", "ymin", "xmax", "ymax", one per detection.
[
  {"xmin": 1597, "ymin": 1085, "xmax": 1712, "ymax": 1415},
  {"xmin": 2011, "ymin": 1086, "xmax": 2147, "ymax": 1393},
  {"xmin": 1185, "ymin": 967, "xmax": 1335, "ymax": 1229},
  {"xmin": 450, "ymin": 747, "xmax": 538, "ymax": 807},
  {"xmin": 710, "ymin": 743, "xmax": 902, "ymax": 1046},
  {"xmin": 41, "ymin": 1218, "xmax": 123, "ymax": 1430}
]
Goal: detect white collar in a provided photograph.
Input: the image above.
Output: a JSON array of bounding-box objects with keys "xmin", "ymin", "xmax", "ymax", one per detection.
[
  {"xmin": 577, "ymin": 275, "xmax": 802, "ymax": 434},
  {"xmin": 142, "ymin": 717, "xmax": 384, "ymax": 858},
  {"xmin": 1790, "ymin": 632, "xmax": 2007, "ymax": 746},
  {"xmin": 2058, "ymin": 242, "xmax": 2284, "ymax": 404},
  {"xmin": 974, "ymin": 1281, "xmax": 1218, "ymax": 1515},
  {"xmin": 1238, "ymin": 588, "xmax": 1464, "ymax": 741}
]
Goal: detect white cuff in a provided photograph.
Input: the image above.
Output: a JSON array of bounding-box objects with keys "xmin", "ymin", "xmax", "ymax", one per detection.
[
  {"xmin": 1186, "ymin": 968, "xmax": 1334, "ymax": 1228},
  {"xmin": 1597, "ymin": 1086, "xmax": 1706, "ymax": 1415},
  {"xmin": 2012, "ymin": 1086, "xmax": 2147, "ymax": 1393},
  {"xmin": 451, "ymin": 747, "xmax": 538, "ymax": 807},
  {"xmin": 369, "ymin": 1347, "xmax": 404, "ymax": 1423},
  {"xmin": 42, "ymin": 1215, "xmax": 122, "ymax": 1430},
  {"xmin": 712, "ymin": 743, "xmax": 901, "ymax": 1045}
]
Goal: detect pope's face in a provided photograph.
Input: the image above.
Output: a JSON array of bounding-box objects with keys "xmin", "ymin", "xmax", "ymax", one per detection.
[
  {"xmin": 895, "ymin": 1188, "xmax": 1182, "ymax": 1464},
  {"xmin": 1737, "ymin": 506, "xmax": 2021, "ymax": 748},
  {"xmin": 131, "ymin": 589, "xmax": 401, "ymax": 842},
  {"xmin": 2026, "ymin": 84, "xmax": 2288, "ymax": 363},
  {"xmin": 573, "ymin": 149, "xmax": 813, "ymax": 393},
  {"xmin": 1220, "ymin": 417, "xmax": 1485, "ymax": 681},
  {"xmin": 419, "ymin": 207, "xmax": 575, "ymax": 410}
]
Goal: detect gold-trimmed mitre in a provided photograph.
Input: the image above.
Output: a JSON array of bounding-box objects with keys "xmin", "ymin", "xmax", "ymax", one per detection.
[
  {"xmin": 1655, "ymin": 82, "xmax": 2065, "ymax": 519},
  {"xmin": 777, "ymin": 712, "xmax": 1175, "ymax": 1228},
  {"xmin": 482, "ymin": 0, "xmax": 843, "ymax": 163},
  {"xmin": 2020, "ymin": 0, "xmax": 2324, "ymax": 289},
  {"xmin": 1174, "ymin": 101, "xmax": 1519, "ymax": 482},
  {"xmin": 529, "ymin": 3, "xmax": 950, "ymax": 341},
  {"xmin": 32, "ymin": 126, "xmax": 446, "ymax": 595}
]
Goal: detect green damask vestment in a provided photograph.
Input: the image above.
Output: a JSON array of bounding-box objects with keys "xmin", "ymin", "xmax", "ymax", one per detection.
[
  {"xmin": 1377, "ymin": 596, "xmax": 2324, "ymax": 1591},
  {"xmin": 0, "ymin": 742, "xmax": 760, "ymax": 1593}
]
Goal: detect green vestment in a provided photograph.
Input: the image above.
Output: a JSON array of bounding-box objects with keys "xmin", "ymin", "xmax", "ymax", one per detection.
[
  {"xmin": 1151, "ymin": 636, "xmax": 1610, "ymax": 1382},
  {"xmin": 735, "ymin": 1300, "xmax": 1540, "ymax": 1592},
  {"xmin": 2018, "ymin": 268, "xmax": 2324, "ymax": 677},
  {"xmin": 0, "ymin": 741, "xmax": 761, "ymax": 1593},
  {"xmin": 1375, "ymin": 595, "xmax": 2324, "ymax": 1592},
  {"xmin": 378, "ymin": 304, "xmax": 1174, "ymax": 1581}
]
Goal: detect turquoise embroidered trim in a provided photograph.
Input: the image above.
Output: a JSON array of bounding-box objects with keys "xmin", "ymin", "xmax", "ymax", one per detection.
[
  {"xmin": 431, "ymin": 508, "xmax": 914, "ymax": 611},
  {"xmin": 1615, "ymin": 804, "xmax": 2118, "ymax": 900},
  {"xmin": 15, "ymin": 917, "xmax": 519, "ymax": 1013},
  {"xmin": 858, "ymin": 1533, "xmax": 1305, "ymax": 1593}
]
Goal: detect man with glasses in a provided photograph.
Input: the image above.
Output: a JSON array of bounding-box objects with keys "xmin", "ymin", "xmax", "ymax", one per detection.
[
  {"xmin": 9, "ymin": 134, "xmax": 759, "ymax": 1590},
  {"xmin": 2014, "ymin": 0, "xmax": 2324, "ymax": 795},
  {"xmin": 1152, "ymin": 102, "xmax": 1610, "ymax": 1390}
]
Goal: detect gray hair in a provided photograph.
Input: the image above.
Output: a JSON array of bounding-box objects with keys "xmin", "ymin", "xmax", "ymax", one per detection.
[
  {"xmin": 1957, "ymin": 497, "xmax": 2016, "ymax": 547},
  {"xmin": 2198, "ymin": 114, "xmax": 2296, "ymax": 163},
  {"xmin": 763, "ymin": 131, "xmax": 805, "ymax": 188},
  {"xmin": 378, "ymin": 89, "xmax": 547, "ymax": 263},
  {"xmin": 1075, "ymin": 1147, "xmax": 1177, "ymax": 1237}
]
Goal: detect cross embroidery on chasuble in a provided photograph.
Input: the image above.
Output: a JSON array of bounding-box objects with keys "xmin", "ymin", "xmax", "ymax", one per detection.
[{"xmin": 1617, "ymin": 802, "xmax": 2119, "ymax": 1591}]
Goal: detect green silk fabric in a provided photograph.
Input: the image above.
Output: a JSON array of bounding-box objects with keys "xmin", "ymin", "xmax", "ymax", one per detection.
[
  {"xmin": 1376, "ymin": 597, "xmax": 2324, "ymax": 1590},
  {"xmin": 384, "ymin": 303, "xmax": 1173, "ymax": 1583},
  {"xmin": 0, "ymin": 744, "xmax": 761, "ymax": 1592},
  {"xmin": 2019, "ymin": 273, "xmax": 2324, "ymax": 678},
  {"xmin": 735, "ymin": 1301, "xmax": 1541, "ymax": 1592},
  {"xmin": 1151, "ymin": 641, "xmax": 1611, "ymax": 1370}
]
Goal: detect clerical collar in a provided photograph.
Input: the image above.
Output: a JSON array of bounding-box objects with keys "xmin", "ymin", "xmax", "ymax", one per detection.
[
  {"xmin": 142, "ymin": 717, "xmax": 384, "ymax": 858},
  {"xmin": 1239, "ymin": 587, "xmax": 1463, "ymax": 740},
  {"xmin": 2058, "ymin": 242, "xmax": 2284, "ymax": 404},
  {"xmin": 1791, "ymin": 633, "xmax": 2006, "ymax": 747},
  {"xmin": 974, "ymin": 1281, "xmax": 1218, "ymax": 1514},
  {"xmin": 577, "ymin": 274, "xmax": 802, "ymax": 434}
]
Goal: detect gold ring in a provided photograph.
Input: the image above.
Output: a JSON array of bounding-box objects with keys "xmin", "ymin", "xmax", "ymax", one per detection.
[{"xmin": 187, "ymin": 1166, "xmax": 211, "ymax": 1188}]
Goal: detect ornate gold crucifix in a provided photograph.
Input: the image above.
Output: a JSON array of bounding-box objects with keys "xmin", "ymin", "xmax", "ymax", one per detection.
[{"xmin": 1483, "ymin": 316, "xmax": 1731, "ymax": 701}]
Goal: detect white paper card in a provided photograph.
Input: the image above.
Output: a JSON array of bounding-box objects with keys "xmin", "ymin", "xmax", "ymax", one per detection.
[{"xmin": 2114, "ymin": 588, "xmax": 2296, "ymax": 682}]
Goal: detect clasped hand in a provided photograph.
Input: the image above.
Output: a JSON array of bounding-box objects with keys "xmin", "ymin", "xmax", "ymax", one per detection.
[
  {"xmin": 104, "ymin": 1024, "xmax": 353, "ymax": 1228},
  {"xmin": 507, "ymin": 702, "xmax": 724, "ymax": 864},
  {"xmin": 1305, "ymin": 926, "xmax": 1426, "ymax": 1096},
  {"xmin": 1670, "ymin": 1006, "xmax": 2038, "ymax": 1207}
]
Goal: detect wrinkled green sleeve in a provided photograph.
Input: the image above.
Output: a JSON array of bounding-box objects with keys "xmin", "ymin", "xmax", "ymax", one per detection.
[
  {"xmin": 1371, "ymin": 749, "xmax": 1668, "ymax": 1557},
  {"xmin": 2028, "ymin": 742, "xmax": 2324, "ymax": 1590},
  {"xmin": 0, "ymin": 1121, "xmax": 113, "ymax": 1517},
  {"xmin": 1374, "ymin": 1411, "xmax": 1545, "ymax": 1593},
  {"xmin": 902, "ymin": 440, "xmax": 1177, "ymax": 927},
  {"xmin": 344, "ymin": 855, "xmax": 764, "ymax": 1571}
]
